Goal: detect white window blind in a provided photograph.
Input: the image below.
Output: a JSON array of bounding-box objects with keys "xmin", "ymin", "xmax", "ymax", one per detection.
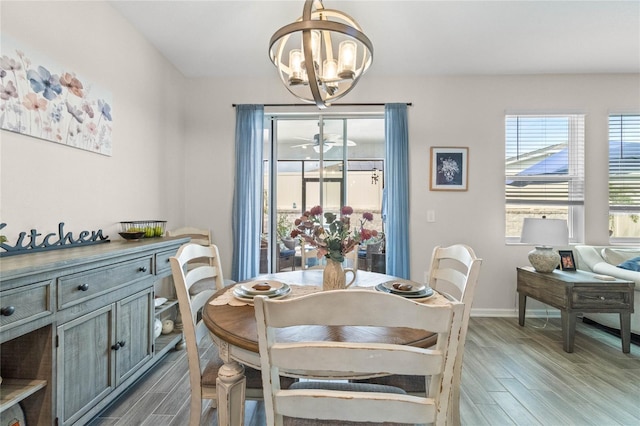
[
  {"xmin": 505, "ymin": 115, "xmax": 585, "ymax": 206},
  {"xmin": 609, "ymin": 114, "xmax": 640, "ymax": 214}
]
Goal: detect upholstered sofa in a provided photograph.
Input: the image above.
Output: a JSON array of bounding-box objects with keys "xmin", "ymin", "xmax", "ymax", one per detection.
[{"xmin": 573, "ymin": 245, "xmax": 640, "ymax": 334}]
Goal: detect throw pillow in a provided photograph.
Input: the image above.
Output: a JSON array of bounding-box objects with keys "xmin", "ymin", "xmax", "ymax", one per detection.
[
  {"xmin": 618, "ymin": 256, "xmax": 640, "ymax": 272},
  {"xmin": 602, "ymin": 248, "xmax": 640, "ymax": 266},
  {"xmin": 280, "ymin": 248, "xmax": 296, "ymax": 257}
]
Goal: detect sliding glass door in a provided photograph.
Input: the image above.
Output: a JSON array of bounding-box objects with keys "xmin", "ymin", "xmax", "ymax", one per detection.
[{"xmin": 261, "ymin": 114, "xmax": 384, "ymax": 273}]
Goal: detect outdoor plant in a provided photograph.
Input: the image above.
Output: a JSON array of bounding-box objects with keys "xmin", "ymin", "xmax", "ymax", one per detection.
[
  {"xmin": 277, "ymin": 214, "xmax": 292, "ymax": 239},
  {"xmin": 291, "ymin": 205, "xmax": 377, "ymax": 263}
]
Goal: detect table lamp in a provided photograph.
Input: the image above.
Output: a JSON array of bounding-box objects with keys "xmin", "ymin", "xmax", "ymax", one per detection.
[{"xmin": 520, "ymin": 217, "xmax": 568, "ymax": 273}]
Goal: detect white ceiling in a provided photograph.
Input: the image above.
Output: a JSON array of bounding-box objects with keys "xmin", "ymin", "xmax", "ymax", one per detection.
[{"xmin": 110, "ymin": 0, "xmax": 640, "ymax": 79}]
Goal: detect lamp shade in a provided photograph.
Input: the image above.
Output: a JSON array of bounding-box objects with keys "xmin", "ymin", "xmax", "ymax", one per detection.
[
  {"xmin": 520, "ymin": 218, "xmax": 568, "ymax": 247},
  {"xmin": 521, "ymin": 217, "xmax": 568, "ymax": 273}
]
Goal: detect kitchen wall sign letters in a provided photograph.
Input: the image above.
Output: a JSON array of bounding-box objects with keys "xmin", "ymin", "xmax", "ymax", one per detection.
[{"xmin": 0, "ymin": 222, "xmax": 110, "ymax": 257}]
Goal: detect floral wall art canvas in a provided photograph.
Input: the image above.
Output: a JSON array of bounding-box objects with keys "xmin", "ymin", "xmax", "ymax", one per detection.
[
  {"xmin": 0, "ymin": 35, "xmax": 113, "ymax": 156},
  {"xmin": 430, "ymin": 147, "xmax": 468, "ymax": 191}
]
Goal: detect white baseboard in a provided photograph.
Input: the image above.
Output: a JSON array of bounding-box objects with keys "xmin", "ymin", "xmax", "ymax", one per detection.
[{"xmin": 470, "ymin": 308, "xmax": 561, "ymax": 318}]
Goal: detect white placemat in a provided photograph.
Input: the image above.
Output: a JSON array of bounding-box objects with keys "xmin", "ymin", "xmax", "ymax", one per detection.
[
  {"xmin": 209, "ymin": 284, "xmax": 320, "ymax": 306},
  {"xmin": 209, "ymin": 284, "xmax": 451, "ymax": 307}
]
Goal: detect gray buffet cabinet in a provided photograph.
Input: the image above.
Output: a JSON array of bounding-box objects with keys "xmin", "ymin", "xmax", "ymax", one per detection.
[{"xmin": 0, "ymin": 236, "xmax": 189, "ymax": 425}]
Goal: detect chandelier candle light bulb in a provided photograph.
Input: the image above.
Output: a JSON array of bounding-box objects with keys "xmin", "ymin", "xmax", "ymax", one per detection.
[
  {"xmin": 323, "ymin": 59, "xmax": 338, "ymax": 81},
  {"xmin": 309, "ymin": 30, "xmax": 321, "ymax": 65},
  {"xmin": 338, "ymin": 40, "xmax": 356, "ymax": 79},
  {"xmin": 288, "ymin": 50, "xmax": 304, "ymax": 84}
]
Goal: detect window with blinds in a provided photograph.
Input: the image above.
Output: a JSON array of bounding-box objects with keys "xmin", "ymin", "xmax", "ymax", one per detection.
[
  {"xmin": 609, "ymin": 114, "xmax": 640, "ymax": 240},
  {"xmin": 505, "ymin": 114, "xmax": 585, "ymax": 241}
]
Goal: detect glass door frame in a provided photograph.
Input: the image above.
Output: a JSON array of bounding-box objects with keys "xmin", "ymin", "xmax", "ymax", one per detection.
[
  {"xmin": 264, "ymin": 112, "xmax": 384, "ymax": 273},
  {"xmin": 302, "ymin": 178, "xmax": 344, "ymax": 214}
]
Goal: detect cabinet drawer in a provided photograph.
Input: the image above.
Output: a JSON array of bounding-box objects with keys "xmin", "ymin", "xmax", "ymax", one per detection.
[
  {"xmin": 0, "ymin": 280, "xmax": 53, "ymax": 331},
  {"xmin": 155, "ymin": 249, "xmax": 176, "ymax": 276},
  {"xmin": 58, "ymin": 257, "xmax": 153, "ymax": 310},
  {"xmin": 572, "ymin": 289, "xmax": 632, "ymax": 310}
]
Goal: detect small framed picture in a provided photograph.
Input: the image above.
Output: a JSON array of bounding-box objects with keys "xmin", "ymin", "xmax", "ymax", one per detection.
[
  {"xmin": 558, "ymin": 250, "xmax": 576, "ymax": 271},
  {"xmin": 430, "ymin": 147, "xmax": 468, "ymax": 191}
]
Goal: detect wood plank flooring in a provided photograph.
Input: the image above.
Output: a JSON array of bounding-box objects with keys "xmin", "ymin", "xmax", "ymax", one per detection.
[{"xmin": 88, "ymin": 317, "xmax": 640, "ymax": 425}]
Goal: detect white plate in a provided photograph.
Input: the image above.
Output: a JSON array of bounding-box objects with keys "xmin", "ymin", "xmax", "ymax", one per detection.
[
  {"xmin": 382, "ymin": 279, "xmax": 426, "ymax": 294},
  {"xmin": 375, "ymin": 283, "xmax": 434, "ymax": 299},
  {"xmin": 233, "ymin": 286, "xmax": 291, "ymax": 303},
  {"xmin": 233, "ymin": 284, "xmax": 291, "ymax": 300},
  {"xmin": 406, "ymin": 292, "xmax": 436, "ymax": 302},
  {"xmin": 240, "ymin": 280, "xmax": 286, "ymax": 295},
  {"xmin": 154, "ymin": 297, "xmax": 168, "ymax": 307}
]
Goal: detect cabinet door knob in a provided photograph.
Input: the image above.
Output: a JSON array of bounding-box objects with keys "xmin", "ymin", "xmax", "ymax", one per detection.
[
  {"xmin": 111, "ymin": 342, "xmax": 121, "ymax": 351},
  {"xmin": 78, "ymin": 283, "xmax": 89, "ymax": 291},
  {"xmin": 139, "ymin": 266, "xmax": 148, "ymax": 272},
  {"xmin": 1, "ymin": 306, "xmax": 15, "ymax": 316}
]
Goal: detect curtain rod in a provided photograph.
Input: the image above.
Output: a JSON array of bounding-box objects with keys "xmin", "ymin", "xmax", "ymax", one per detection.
[{"xmin": 232, "ymin": 102, "xmax": 412, "ymax": 107}]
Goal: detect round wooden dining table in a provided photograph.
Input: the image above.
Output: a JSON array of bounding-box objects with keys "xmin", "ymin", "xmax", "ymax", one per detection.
[{"xmin": 202, "ymin": 269, "xmax": 442, "ymax": 426}]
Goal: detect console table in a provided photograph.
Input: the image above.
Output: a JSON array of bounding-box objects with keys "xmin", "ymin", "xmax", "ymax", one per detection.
[
  {"xmin": 517, "ymin": 266, "xmax": 635, "ymax": 353},
  {"xmin": 0, "ymin": 236, "xmax": 188, "ymax": 425}
]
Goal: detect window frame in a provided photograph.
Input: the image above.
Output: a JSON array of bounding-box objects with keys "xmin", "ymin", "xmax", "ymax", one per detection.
[
  {"xmin": 608, "ymin": 113, "xmax": 640, "ymax": 244},
  {"xmin": 505, "ymin": 113, "xmax": 585, "ymax": 244}
]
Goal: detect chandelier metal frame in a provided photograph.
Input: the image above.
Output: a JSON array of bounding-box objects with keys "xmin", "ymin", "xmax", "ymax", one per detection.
[{"xmin": 269, "ymin": 0, "xmax": 373, "ymax": 108}]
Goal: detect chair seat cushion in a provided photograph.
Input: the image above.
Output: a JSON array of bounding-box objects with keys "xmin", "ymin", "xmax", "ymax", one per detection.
[
  {"xmin": 283, "ymin": 381, "xmax": 411, "ymax": 425},
  {"xmin": 189, "ymin": 277, "xmax": 217, "ymax": 295},
  {"xmin": 284, "ymin": 419, "xmax": 411, "ymax": 426},
  {"xmin": 280, "ymin": 249, "xmax": 296, "ymax": 257},
  {"xmin": 289, "ymin": 381, "xmax": 406, "ymax": 394},
  {"xmin": 352, "ymin": 375, "xmax": 427, "ymax": 393}
]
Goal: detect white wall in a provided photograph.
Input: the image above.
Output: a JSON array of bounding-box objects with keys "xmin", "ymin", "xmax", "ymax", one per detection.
[
  {"xmin": 2, "ymin": 2, "xmax": 638, "ymax": 315},
  {"xmin": 0, "ymin": 1, "xmax": 186, "ymax": 242},
  {"xmin": 184, "ymin": 73, "xmax": 640, "ymax": 315}
]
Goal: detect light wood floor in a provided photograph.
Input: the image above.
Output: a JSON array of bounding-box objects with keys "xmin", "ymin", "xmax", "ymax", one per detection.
[{"xmin": 88, "ymin": 317, "xmax": 640, "ymax": 425}]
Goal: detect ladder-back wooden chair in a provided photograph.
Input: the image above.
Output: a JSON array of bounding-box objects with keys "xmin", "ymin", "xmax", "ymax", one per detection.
[
  {"xmin": 343, "ymin": 247, "xmax": 358, "ymax": 270},
  {"xmin": 167, "ymin": 227, "xmax": 235, "ymax": 290},
  {"xmin": 299, "ymin": 241, "xmax": 321, "ymax": 269},
  {"xmin": 170, "ymin": 243, "xmax": 265, "ymax": 425},
  {"xmin": 355, "ymin": 244, "xmax": 482, "ymax": 425},
  {"xmin": 428, "ymin": 244, "xmax": 482, "ymax": 424},
  {"xmin": 166, "ymin": 226, "xmax": 212, "ymax": 246},
  {"xmin": 358, "ymin": 239, "xmax": 383, "ymax": 271},
  {"xmin": 254, "ymin": 289, "xmax": 464, "ymax": 426}
]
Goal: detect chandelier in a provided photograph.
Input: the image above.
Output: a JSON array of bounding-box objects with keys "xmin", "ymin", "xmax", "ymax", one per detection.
[{"xmin": 269, "ymin": 0, "xmax": 373, "ymax": 109}]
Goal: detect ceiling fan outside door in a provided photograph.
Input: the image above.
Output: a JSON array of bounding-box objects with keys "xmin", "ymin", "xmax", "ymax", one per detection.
[{"xmin": 291, "ymin": 133, "xmax": 356, "ymax": 152}]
